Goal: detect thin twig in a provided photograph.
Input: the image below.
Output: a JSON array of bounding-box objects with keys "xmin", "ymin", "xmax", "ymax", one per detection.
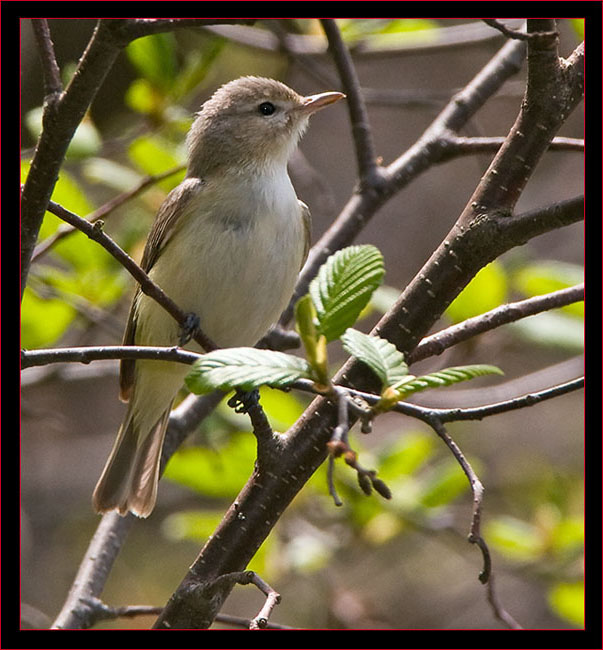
[
  {"xmin": 21, "ymin": 345, "xmax": 200, "ymax": 370},
  {"xmin": 425, "ymin": 416, "xmax": 490, "ymax": 582},
  {"xmin": 32, "ymin": 164, "xmax": 186, "ymax": 261},
  {"xmin": 483, "ymin": 18, "xmax": 558, "ymax": 42},
  {"xmin": 435, "ymin": 377, "xmax": 584, "ymax": 422},
  {"xmin": 485, "ymin": 573, "xmax": 523, "ymax": 629},
  {"xmin": 31, "ymin": 19, "xmax": 63, "ymax": 96},
  {"xmin": 280, "ymin": 37, "xmax": 527, "ymax": 326},
  {"xmin": 325, "ymin": 387, "xmax": 391, "ymax": 503},
  {"xmin": 214, "ymin": 612, "xmax": 295, "ymax": 630},
  {"xmin": 440, "ymin": 134, "xmax": 584, "ymax": 158},
  {"xmin": 246, "ymin": 572, "xmax": 282, "ymax": 630},
  {"xmin": 408, "ymin": 283, "xmax": 584, "ymax": 364},
  {"xmin": 214, "ymin": 571, "xmax": 281, "ymax": 630},
  {"xmin": 289, "ymin": 376, "xmax": 584, "ymax": 425},
  {"xmin": 320, "ymin": 19, "xmax": 386, "ymax": 190}
]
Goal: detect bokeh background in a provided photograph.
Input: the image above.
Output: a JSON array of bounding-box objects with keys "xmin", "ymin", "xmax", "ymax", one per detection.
[{"xmin": 20, "ymin": 18, "xmax": 584, "ymax": 630}]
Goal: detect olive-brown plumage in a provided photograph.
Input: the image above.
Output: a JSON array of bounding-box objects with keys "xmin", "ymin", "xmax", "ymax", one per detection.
[{"xmin": 92, "ymin": 77, "xmax": 344, "ymax": 517}]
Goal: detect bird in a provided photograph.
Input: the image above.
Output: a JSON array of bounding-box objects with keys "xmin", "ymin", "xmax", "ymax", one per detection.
[{"xmin": 92, "ymin": 76, "xmax": 345, "ymax": 517}]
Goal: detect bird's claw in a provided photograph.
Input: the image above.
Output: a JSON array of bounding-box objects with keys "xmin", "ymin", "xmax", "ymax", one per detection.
[{"xmin": 179, "ymin": 312, "xmax": 200, "ymax": 346}]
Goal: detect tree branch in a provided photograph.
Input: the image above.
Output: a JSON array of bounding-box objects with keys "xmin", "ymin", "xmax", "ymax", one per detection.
[
  {"xmin": 32, "ymin": 164, "xmax": 186, "ymax": 261},
  {"xmin": 149, "ymin": 27, "xmax": 584, "ymax": 627},
  {"xmin": 31, "ymin": 19, "xmax": 62, "ymax": 96},
  {"xmin": 482, "ymin": 18, "xmax": 558, "ymax": 42},
  {"xmin": 320, "ymin": 19, "xmax": 386, "ymax": 190},
  {"xmin": 21, "ymin": 345, "xmax": 200, "ymax": 370},
  {"xmin": 51, "ymin": 390, "xmax": 223, "ymax": 629},
  {"xmin": 409, "ymin": 282, "xmax": 584, "ymax": 364},
  {"xmin": 281, "ymin": 36, "xmax": 528, "ymax": 326},
  {"xmin": 21, "ymin": 19, "xmax": 257, "ymax": 296}
]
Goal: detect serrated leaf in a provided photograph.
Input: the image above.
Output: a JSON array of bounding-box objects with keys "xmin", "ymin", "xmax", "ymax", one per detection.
[
  {"xmin": 393, "ymin": 364, "xmax": 504, "ymax": 396},
  {"xmin": 446, "ymin": 261, "xmax": 508, "ymax": 323},
  {"xmin": 185, "ymin": 348, "xmax": 313, "ymax": 394},
  {"xmin": 340, "ymin": 328, "xmax": 408, "ymax": 388},
  {"xmin": 309, "ymin": 245, "xmax": 385, "ymax": 341}
]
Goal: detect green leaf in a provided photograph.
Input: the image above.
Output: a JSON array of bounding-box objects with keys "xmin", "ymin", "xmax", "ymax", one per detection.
[
  {"xmin": 185, "ymin": 348, "xmax": 313, "ymax": 394},
  {"xmin": 548, "ymin": 581, "xmax": 584, "ymax": 627},
  {"xmin": 419, "ymin": 459, "xmax": 470, "ymax": 508},
  {"xmin": 82, "ymin": 157, "xmax": 143, "ymax": 192},
  {"xmin": 21, "ymin": 286, "xmax": 76, "ymax": 348},
  {"xmin": 128, "ymin": 135, "xmax": 185, "ymax": 191},
  {"xmin": 446, "ymin": 261, "xmax": 508, "ymax": 323},
  {"xmin": 309, "ymin": 245, "xmax": 385, "ymax": 341},
  {"xmin": 508, "ymin": 312, "xmax": 583, "ymax": 352},
  {"xmin": 125, "ymin": 78, "xmax": 163, "ymax": 115},
  {"xmin": 295, "ymin": 294, "xmax": 328, "ymax": 383},
  {"xmin": 340, "ymin": 328, "xmax": 408, "ymax": 389},
  {"xmin": 512, "ymin": 261, "xmax": 584, "ymax": 318},
  {"xmin": 394, "ymin": 364, "xmax": 504, "ymax": 396},
  {"xmin": 485, "ymin": 516, "xmax": 544, "ymax": 561},
  {"xmin": 126, "ymin": 33, "xmax": 178, "ymax": 92},
  {"xmin": 24, "ymin": 108, "xmax": 101, "ymax": 159},
  {"xmin": 377, "ymin": 431, "xmax": 435, "ymax": 480},
  {"xmin": 164, "ymin": 432, "xmax": 256, "ymax": 498}
]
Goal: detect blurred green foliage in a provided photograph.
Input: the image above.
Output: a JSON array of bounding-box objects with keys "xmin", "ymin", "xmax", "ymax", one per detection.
[{"xmin": 21, "ymin": 20, "xmax": 583, "ymax": 628}]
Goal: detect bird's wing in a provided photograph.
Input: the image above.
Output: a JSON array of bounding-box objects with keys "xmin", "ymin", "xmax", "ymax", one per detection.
[
  {"xmin": 119, "ymin": 178, "xmax": 203, "ymax": 401},
  {"xmin": 299, "ymin": 200, "xmax": 312, "ymax": 270}
]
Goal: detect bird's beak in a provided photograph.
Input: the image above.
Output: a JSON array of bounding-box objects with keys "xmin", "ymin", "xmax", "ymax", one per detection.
[{"xmin": 297, "ymin": 91, "xmax": 346, "ymax": 115}]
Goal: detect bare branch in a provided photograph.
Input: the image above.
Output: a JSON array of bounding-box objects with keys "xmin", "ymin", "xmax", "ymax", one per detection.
[
  {"xmin": 483, "ymin": 18, "xmax": 558, "ymax": 42},
  {"xmin": 240, "ymin": 572, "xmax": 282, "ymax": 630},
  {"xmin": 424, "ymin": 416, "xmax": 523, "ymax": 629},
  {"xmin": 281, "ymin": 37, "xmax": 527, "ymax": 326},
  {"xmin": 32, "ymin": 164, "xmax": 186, "ymax": 261},
  {"xmin": 20, "ymin": 19, "xmax": 256, "ymax": 295},
  {"xmin": 214, "ymin": 612, "xmax": 294, "ymax": 630},
  {"xmin": 31, "ymin": 19, "xmax": 62, "ymax": 96},
  {"xmin": 435, "ymin": 377, "xmax": 584, "ymax": 422},
  {"xmin": 320, "ymin": 19, "xmax": 386, "ymax": 190},
  {"xmin": 110, "ymin": 18, "xmax": 256, "ymax": 43},
  {"xmin": 439, "ymin": 134, "xmax": 584, "ymax": 159},
  {"xmin": 22, "ymin": 20, "xmax": 122, "ymax": 294},
  {"xmin": 52, "ymin": 512, "xmax": 135, "ymax": 629},
  {"xmin": 409, "ymin": 283, "xmax": 584, "ymax": 364},
  {"xmin": 425, "ymin": 417, "xmax": 489, "ymax": 577},
  {"xmin": 485, "ymin": 573, "xmax": 523, "ymax": 630},
  {"xmin": 21, "ymin": 344, "xmax": 200, "ymax": 370},
  {"xmin": 203, "ymin": 20, "xmax": 527, "ymax": 57}
]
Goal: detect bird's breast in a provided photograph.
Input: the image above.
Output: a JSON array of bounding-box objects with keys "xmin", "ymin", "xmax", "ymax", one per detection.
[{"xmin": 140, "ymin": 168, "xmax": 305, "ymax": 349}]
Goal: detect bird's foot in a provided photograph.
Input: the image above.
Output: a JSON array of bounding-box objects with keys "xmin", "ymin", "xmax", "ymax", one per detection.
[{"xmin": 179, "ymin": 312, "xmax": 200, "ymax": 346}]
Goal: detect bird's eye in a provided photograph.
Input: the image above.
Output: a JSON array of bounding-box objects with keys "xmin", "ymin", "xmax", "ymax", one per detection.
[{"xmin": 258, "ymin": 102, "xmax": 276, "ymax": 116}]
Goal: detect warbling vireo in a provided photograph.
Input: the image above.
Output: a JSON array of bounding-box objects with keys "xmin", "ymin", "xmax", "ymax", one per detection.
[{"xmin": 92, "ymin": 76, "xmax": 344, "ymax": 518}]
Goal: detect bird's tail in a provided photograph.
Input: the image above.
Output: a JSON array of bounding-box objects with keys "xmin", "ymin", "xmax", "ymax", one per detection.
[{"xmin": 92, "ymin": 403, "xmax": 172, "ymax": 518}]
